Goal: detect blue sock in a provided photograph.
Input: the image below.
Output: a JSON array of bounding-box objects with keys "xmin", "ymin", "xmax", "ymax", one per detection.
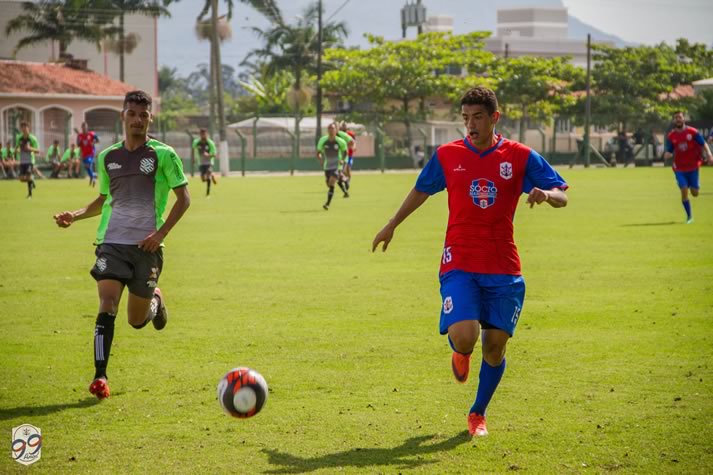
[
  {"xmin": 682, "ymin": 200, "xmax": 691, "ymax": 220},
  {"xmin": 470, "ymin": 358, "xmax": 506, "ymax": 416}
]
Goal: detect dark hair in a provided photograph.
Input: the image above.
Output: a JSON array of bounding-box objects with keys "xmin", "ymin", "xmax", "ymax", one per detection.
[
  {"xmin": 123, "ymin": 90, "xmax": 152, "ymax": 109},
  {"xmin": 20, "ymin": 121, "xmax": 29, "ymax": 127},
  {"xmin": 672, "ymin": 110, "xmax": 684, "ymax": 118},
  {"xmin": 460, "ymin": 87, "xmax": 498, "ymax": 115},
  {"xmin": 199, "ymin": 128, "xmax": 207, "ymax": 133}
]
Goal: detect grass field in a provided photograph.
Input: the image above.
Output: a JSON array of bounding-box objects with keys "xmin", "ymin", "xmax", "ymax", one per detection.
[{"xmin": 1, "ymin": 167, "xmax": 712, "ymax": 474}]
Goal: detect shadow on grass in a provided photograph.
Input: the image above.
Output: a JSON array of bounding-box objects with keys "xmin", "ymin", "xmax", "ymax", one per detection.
[
  {"xmin": 621, "ymin": 221, "xmax": 678, "ymax": 227},
  {"xmin": 262, "ymin": 431, "xmax": 470, "ymax": 474},
  {"xmin": 0, "ymin": 397, "xmax": 105, "ymax": 421}
]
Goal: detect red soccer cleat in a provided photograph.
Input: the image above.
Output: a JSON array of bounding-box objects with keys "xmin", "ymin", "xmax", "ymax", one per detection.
[
  {"xmin": 468, "ymin": 412, "xmax": 488, "ymax": 437},
  {"xmin": 89, "ymin": 378, "xmax": 110, "ymax": 400},
  {"xmin": 451, "ymin": 351, "xmax": 471, "ymax": 383}
]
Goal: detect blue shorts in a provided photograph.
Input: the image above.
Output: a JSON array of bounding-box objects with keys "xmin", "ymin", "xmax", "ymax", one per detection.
[
  {"xmin": 346, "ymin": 156, "xmax": 354, "ymax": 167},
  {"xmin": 439, "ymin": 270, "xmax": 525, "ymax": 337},
  {"xmin": 674, "ymin": 170, "xmax": 699, "ymax": 190},
  {"xmin": 83, "ymin": 156, "xmax": 94, "ymax": 167}
]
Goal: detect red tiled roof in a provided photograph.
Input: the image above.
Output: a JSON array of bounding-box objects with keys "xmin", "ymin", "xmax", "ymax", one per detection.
[{"xmin": 0, "ymin": 60, "xmax": 135, "ymax": 96}]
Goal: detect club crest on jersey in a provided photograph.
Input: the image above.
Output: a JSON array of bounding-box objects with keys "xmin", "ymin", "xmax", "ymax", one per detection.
[
  {"xmin": 686, "ymin": 134, "xmax": 692, "ymax": 141},
  {"xmin": 469, "ymin": 178, "xmax": 497, "ymax": 209},
  {"xmin": 95, "ymin": 257, "xmax": 107, "ymax": 272},
  {"xmin": 139, "ymin": 157, "xmax": 155, "ymax": 174},
  {"xmin": 500, "ymin": 161, "xmax": 513, "ymax": 180},
  {"xmin": 443, "ymin": 296, "xmax": 453, "ymax": 314}
]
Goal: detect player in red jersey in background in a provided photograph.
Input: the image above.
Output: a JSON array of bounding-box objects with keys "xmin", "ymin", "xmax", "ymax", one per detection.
[
  {"xmin": 76, "ymin": 122, "xmax": 100, "ymax": 187},
  {"xmin": 372, "ymin": 86, "xmax": 568, "ymax": 437},
  {"xmin": 663, "ymin": 111, "xmax": 713, "ymax": 224}
]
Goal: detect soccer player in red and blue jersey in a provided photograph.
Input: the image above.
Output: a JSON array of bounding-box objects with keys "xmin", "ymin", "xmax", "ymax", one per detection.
[
  {"xmin": 77, "ymin": 122, "xmax": 99, "ymax": 187},
  {"xmin": 663, "ymin": 111, "xmax": 713, "ymax": 224},
  {"xmin": 372, "ymin": 87, "xmax": 568, "ymax": 437}
]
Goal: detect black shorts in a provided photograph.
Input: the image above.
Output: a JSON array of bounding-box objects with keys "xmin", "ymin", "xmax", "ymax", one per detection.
[
  {"xmin": 199, "ymin": 164, "xmax": 212, "ymax": 175},
  {"xmin": 19, "ymin": 164, "xmax": 33, "ymax": 175},
  {"xmin": 90, "ymin": 243, "xmax": 163, "ymax": 299},
  {"xmin": 324, "ymin": 169, "xmax": 339, "ymax": 181}
]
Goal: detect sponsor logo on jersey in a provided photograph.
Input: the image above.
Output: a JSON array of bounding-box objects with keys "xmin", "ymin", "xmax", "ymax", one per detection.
[
  {"xmin": 469, "ymin": 178, "xmax": 497, "ymax": 209},
  {"xmin": 107, "ymin": 162, "xmax": 122, "ymax": 170},
  {"xmin": 139, "ymin": 157, "xmax": 155, "ymax": 174},
  {"xmin": 678, "ymin": 142, "xmax": 688, "ymax": 152},
  {"xmin": 500, "ymin": 161, "xmax": 513, "ymax": 179},
  {"xmin": 453, "ymin": 164, "xmax": 466, "ymax": 172}
]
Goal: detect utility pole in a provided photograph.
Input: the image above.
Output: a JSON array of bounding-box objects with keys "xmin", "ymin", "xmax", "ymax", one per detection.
[
  {"xmin": 210, "ymin": 0, "xmax": 229, "ymax": 176},
  {"xmin": 583, "ymin": 33, "xmax": 592, "ymax": 168},
  {"xmin": 315, "ymin": 0, "xmax": 323, "ymax": 143}
]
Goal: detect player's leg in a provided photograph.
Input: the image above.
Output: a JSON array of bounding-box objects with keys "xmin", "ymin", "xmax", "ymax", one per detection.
[
  {"xmin": 675, "ymin": 171, "xmax": 692, "ymax": 223},
  {"xmin": 467, "ymin": 275, "xmax": 525, "ymax": 436},
  {"xmin": 440, "ymin": 270, "xmax": 480, "ymax": 383},
  {"xmin": 84, "ymin": 158, "xmax": 96, "ymax": 186},
  {"xmin": 324, "ymin": 172, "xmax": 337, "ymax": 210},
  {"xmin": 689, "ymin": 170, "xmax": 700, "ymax": 198},
  {"xmin": 126, "ymin": 246, "xmax": 165, "ymax": 329}
]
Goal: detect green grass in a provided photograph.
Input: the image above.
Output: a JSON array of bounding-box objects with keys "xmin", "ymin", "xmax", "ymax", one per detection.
[{"xmin": 1, "ymin": 167, "xmax": 712, "ymax": 474}]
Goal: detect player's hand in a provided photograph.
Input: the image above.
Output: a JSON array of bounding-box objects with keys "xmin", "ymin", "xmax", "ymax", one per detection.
[
  {"xmin": 527, "ymin": 187, "xmax": 550, "ymax": 208},
  {"xmin": 54, "ymin": 211, "xmax": 74, "ymax": 228},
  {"xmin": 372, "ymin": 224, "xmax": 395, "ymax": 252},
  {"xmin": 139, "ymin": 230, "xmax": 165, "ymax": 253}
]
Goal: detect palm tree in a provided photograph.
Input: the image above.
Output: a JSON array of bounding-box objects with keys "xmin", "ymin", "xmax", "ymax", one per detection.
[
  {"xmin": 197, "ymin": 0, "xmax": 282, "ymax": 175},
  {"xmin": 96, "ymin": 0, "xmax": 174, "ymax": 82},
  {"xmin": 5, "ymin": 0, "xmax": 105, "ymax": 59},
  {"xmin": 244, "ymin": 2, "xmax": 348, "ymax": 100}
]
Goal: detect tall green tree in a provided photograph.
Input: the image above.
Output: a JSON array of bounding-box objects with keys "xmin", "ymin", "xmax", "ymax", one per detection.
[
  {"xmin": 323, "ymin": 32, "xmax": 494, "ymax": 149},
  {"xmin": 244, "ymin": 2, "xmax": 348, "ymax": 106},
  {"xmin": 494, "ymin": 56, "xmax": 584, "ymax": 141},
  {"xmin": 5, "ymin": 0, "xmax": 105, "ymax": 58}
]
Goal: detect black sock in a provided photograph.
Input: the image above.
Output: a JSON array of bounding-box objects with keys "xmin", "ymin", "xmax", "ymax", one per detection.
[
  {"xmin": 94, "ymin": 312, "xmax": 116, "ymax": 380},
  {"xmin": 337, "ymin": 181, "xmax": 346, "ymax": 193},
  {"xmin": 27, "ymin": 181, "xmax": 32, "ymax": 196},
  {"xmin": 345, "ymin": 179, "xmax": 350, "ymax": 191},
  {"xmin": 327, "ymin": 186, "xmax": 335, "ymax": 205},
  {"xmin": 206, "ymin": 179, "xmax": 211, "ymax": 196}
]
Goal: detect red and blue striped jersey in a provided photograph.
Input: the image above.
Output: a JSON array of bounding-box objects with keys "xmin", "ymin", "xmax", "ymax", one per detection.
[{"xmin": 415, "ymin": 135, "xmax": 567, "ymax": 276}]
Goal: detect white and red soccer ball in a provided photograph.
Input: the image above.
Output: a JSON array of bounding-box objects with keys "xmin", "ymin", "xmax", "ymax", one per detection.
[{"xmin": 216, "ymin": 367, "xmax": 268, "ymax": 418}]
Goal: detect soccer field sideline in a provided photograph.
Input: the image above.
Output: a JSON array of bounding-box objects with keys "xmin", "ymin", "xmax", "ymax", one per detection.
[{"xmin": 0, "ymin": 167, "xmax": 712, "ymax": 473}]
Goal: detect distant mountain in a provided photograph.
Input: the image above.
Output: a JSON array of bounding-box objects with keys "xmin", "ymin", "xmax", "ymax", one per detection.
[{"xmin": 568, "ymin": 16, "xmax": 636, "ymax": 47}]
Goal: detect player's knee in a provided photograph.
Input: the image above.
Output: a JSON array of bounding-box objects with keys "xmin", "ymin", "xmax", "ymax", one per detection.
[
  {"xmin": 449, "ymin": 329, "xmax": 477, "ymax": 354},
  {"xmin": 482, "ymin": 344, "xmax": 506, "ymax": 366},
  {"xmin": 127, "ymin": 312, "xmax": 149, "ymax": 329},
  {"xmin": 691, "ymin": 188, "xmax": 699, "ymax": 197}
]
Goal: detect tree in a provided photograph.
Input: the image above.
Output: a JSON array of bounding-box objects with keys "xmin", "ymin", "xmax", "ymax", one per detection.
[
  {"xmin": 244, "ymin": 1, "xmax": 348, "ymax": 120},
  {"xmin": 197, "ymin": 0, "xmax": 282, "ymax": 174},
  {"xmin": 5, "ymin": 0, "xmax": 105, "ymax": 59},
  {"xmin": 96, "ymin": 0, "xmax": 173, "ymax": 82},
  {"xmin": 494, "ymin": 56, "xmax": 584, "ymax": 141},
  {"xmin": 323, "ymin": 32, "xmax": 494, "ymax": 149},
  {"xmin": 236, "ymin": 65, "xmax": 293, "ymax": 115}
]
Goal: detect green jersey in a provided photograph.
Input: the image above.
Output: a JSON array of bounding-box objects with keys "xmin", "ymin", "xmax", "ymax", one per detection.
[
  {"xmin": 192, "ymin": 138, "xmax": 217, "ymax": 166},
  {"xmin": 337, "ymin": 130, "xmax": 354, "ymax": 145},
  {"xmin": 317, "ymin": 135, "xmax": 347, "ymax": 170},
  {"xmin": 61, "ymin": 148, "xmax": 79, "ymax": 162},
  {"xmin": 95, "ymin": 138, "xmax": 188, "ymax": 246},
  {"xmin": 47, "ymin": 144, "xmax": 62, "ymax": 162},
  {"xmin": 15, "ymin": 133, "xmax": 39, "ymax": 164}
]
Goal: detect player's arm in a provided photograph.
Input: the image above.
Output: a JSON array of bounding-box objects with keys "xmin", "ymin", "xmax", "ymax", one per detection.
[
  {"xmin": 695, "ymin": 133, "xmax": 713, "ymax": 164},
  {"xmin": 54, "ymin": 194, "xmax": 107, "ymax": 227},
  {"xmin": 527, "ymin": 187, "xmax": 568, "ymax": 208},
  {"xmin": 316, "ymin": 137, "xmax": 326, "ymax": 164},
  {"xmin": 372, "ymin": 188, "xmax": 429, "ymax": 252},
  {"xmin": 663, "ymin": 137, "xmax": 674, "ymax": 160}
]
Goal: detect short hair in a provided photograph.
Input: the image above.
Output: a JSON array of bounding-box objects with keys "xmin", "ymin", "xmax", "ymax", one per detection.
[
  {"xmin": 672, "ymin": 110, "xmax": 685, "ymax": 118},
  {"xmin": 199, "ymin": 128, "xmax": 207, "ymax": 133},
  {"xmin": 53, "ymin": 139, "xmax": 59, "ymax": 143},
  {"xmin": 124, "ymin": 90, "xmax": 152, "ymax": 109},
  {"xmin": 20, "ymin": 121, "xmax": 29, "ymax": 127},
  {"xmin": 460, "ymin": 87, "xmax": 498, "ymax": 115}
]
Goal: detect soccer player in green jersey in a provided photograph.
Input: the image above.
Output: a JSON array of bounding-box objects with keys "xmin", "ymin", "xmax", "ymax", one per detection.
[
  {"xmin": 60, "ymin": 143, "xmax": 79, "ymax": 178},
  {"xmin": 192, "ymin": 128, "xmax": 218, "ymax": 196},
  {"xmin": 337, "ymin": 121, "xmax": 356, "ymax": 192},
  {"xmin": 53, "ymin": 90, "xmax": 191, "ymax": 400},
  {"xmin": 47, "ymin": 139, "xmax": 62, "ymax": 178},
  {"xmin": 317, "ymin": 123, "xmax": 349, "ymax": 210},
  {"xmin": 15, "ymin": 121, "xmax": 40, "ymax": 198},
  {"xmin": 1, "ymin": 140, "xmax": 17, "ymax": 178}
]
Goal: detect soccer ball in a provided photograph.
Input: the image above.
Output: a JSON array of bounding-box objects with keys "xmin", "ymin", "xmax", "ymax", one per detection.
[{"xmin": 217, "ymin": 367, "xmax": 268, "ymax": 418}]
